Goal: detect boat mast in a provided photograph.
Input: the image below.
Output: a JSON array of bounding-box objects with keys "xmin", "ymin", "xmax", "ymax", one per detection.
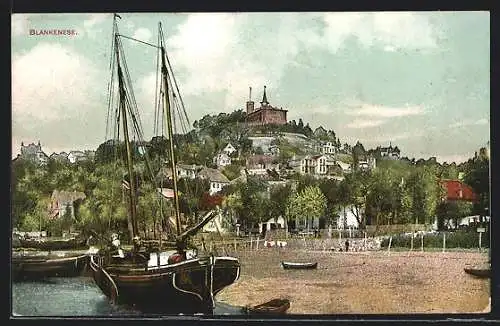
[
  {"xmin": 159, "ymin": 23, "xmax": 182, "ymax": 237},
  {"xmin": 115, "ymin": 31, "xmax": 139, "ymax": 238}
]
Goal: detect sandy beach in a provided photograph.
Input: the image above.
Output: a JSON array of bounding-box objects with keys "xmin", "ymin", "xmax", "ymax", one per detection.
[{"xmin": 217, "ymin": 248, "xmax": 490, "ymax": 314}]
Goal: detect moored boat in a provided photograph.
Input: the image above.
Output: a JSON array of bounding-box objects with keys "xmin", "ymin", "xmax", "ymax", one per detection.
[
  {"xmin": 89, "ymin": 14, "xmax": 241, "ymax": 315},
  {"xmin": 12, "ymin": 253, "xmax": 89, "ymax": 281},
  {"xmin": 245, "ymin": 298, "xmax": 291, "ymax": 314},
  {"xmin": 18, "ymin": 237, "xmax": 88, "ymax": 251},
  {"xmin": 464, "ymin": 267, "xmax": 490, "ymax": 279},
  {"xmin": 281, "ymin": 261, "xmax": 318, "ymax": 270}
]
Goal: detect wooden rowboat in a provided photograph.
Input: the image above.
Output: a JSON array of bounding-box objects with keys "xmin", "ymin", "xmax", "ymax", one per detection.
[
  {"xmin": 245, "ymin": 298, "xmax": 291, "ymax": 314},
  {"xmin": 464, "ymin": 267, "xmax": 490, "ymax": 279},
  {"xmin": 281, "ymin": 261, "xmax": 318, "ymax": 270},
  {"xmin": 12, "ymin": 253, "xmax": 89, "ymax": 281}
]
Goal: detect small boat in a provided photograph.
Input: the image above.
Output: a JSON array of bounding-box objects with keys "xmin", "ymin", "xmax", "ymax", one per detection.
[
  {"xmin": 12, "ymin": 253, "xmax": 89, "ymax": 281},
  {"xmin": 245, "ymin": 298, "xmax": 291, "ymax": 314},
  {"xmin": 281, "ymin": 261, "xmax": 318, "ymax": 270},
  {"xmin": 18, "ymin": 237, "xmax": 88, "ymax": 251},
  {"xmin": 464, "ymin": 267, "xmax": 490, "ymax": 279}
]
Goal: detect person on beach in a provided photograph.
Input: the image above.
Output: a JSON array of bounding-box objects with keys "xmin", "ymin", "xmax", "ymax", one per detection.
[{"xmin": 345, "ymin": 239, "xmax": 350, "ymax": 252}]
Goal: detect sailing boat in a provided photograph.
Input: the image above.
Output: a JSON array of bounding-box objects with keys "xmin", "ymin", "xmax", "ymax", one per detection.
[{"xmin": 89, "ymin": 15, "xmax": 240, "ymax": 314}]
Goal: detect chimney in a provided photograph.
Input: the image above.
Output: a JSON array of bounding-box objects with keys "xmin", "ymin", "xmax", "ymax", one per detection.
[{"xmin": 246, "ymin": 86, "xmax": 255, "ymax": 114}]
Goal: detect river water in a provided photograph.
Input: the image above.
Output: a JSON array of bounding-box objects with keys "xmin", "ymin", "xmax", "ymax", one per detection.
[{"xmin": 12, "ymin": 277, "xmax": 243, "ymax": 317}]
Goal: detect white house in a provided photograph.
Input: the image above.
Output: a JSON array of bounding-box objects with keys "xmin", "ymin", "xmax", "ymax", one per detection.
[
  {"xmin": 335, "ymin": 206, "xmax": 360, "ymax": 229},
  {"xmin": 213, "ymin": 153, "xmax": 232, "ymax": 168},
  {"xmin": 198, "ymin": 167, "xmax": 230, "ymax": 195},
  {"xmin": 222, "ymin": 143, "xmax": 236, "ymax": 156},
  {"xmin": 358, "ymin": 156, "xmax": 376, "ymax": 171},
  {"xmin": 246, "ymin": 155, "xmax": 280, "ymax": 176},
  {"xmin": 320, "ymin": 142, "xmax": 336, "ymax": 155},
  {"xmin": 67, "ymin": 151, "xmax": 86, "ymax": 163},
  {"xmin": 177, "ymin": 164, "xmax": 203, "ymax": 179},
  {"xmin": 259, "ymin": 216, "xmax": 286, "ymax": 233}
]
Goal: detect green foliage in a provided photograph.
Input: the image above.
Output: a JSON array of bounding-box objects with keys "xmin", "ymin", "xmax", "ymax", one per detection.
[
  {"xmin": 286, "ymin": 185, "xmax": 326, "ymax": 230},
  {"xmin": 381, "ymin": 230, "xmax": 489, "ymax": 249}
]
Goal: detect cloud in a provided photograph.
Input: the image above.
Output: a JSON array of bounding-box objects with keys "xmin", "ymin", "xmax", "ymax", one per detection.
[
  {"xmin": 345, "ymin": 104, "xmax": 426, "ymax": 118},
  {"xmin": 81, "ymin": 13, "xmax": 109, "ymax": 39},
  {"xmin": 159, "ymin": 12, "xmax": 441, "ymax": 112},
  {"xmin": 12, "ymin": 42, "xmax": 103, "ymax": 154},
  {"xmin": 132, "ymin": 27, "xmax": 152, "ymax": 43},
  {"xmin": 322, "ymin": 12, "xmax": 440, "ymax": 53},
  {"xmin": 448, "ymin": 118, "xmax": 489, "ymax": 129},
  {"xmin": 346, "ymin": 119, "xmax": 385, "ymax": 129}
]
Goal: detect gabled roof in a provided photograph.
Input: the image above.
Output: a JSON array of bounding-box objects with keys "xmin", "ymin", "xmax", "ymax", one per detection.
[
  {"xmin": 51, "ymin": 190, "xmax": 86, "ymax": 203},
  {"xmin": 199, "ymin": 167, "xmax": 230, "ymax": 183},
  {"xmin": 440, "ymin": 179, "xmax": 478, "ymax": 202}
]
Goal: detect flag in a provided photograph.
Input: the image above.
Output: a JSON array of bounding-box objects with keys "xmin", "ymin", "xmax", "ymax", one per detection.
[{"xmin": 114, "ymin": 13, "xmax": 122, "ymax": 19}]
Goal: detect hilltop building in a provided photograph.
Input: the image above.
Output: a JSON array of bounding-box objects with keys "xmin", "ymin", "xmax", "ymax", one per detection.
[
  {"xmin": 19, "ymin": 141, "xmax": 49, "ymax": 165},
  {"xmin": 245, "ymin": 86, "xmax": 288, "ymax": 126},
  {"xmin": 379, "ymin": 143, "xmax": 400, "ymax": 159}
]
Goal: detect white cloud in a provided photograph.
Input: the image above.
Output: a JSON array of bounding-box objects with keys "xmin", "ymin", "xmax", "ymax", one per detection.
[
  {"xmin": 158, "ymin": 12, "xmax": 441, "ymax": 112},
  {"xmin": 345, "ymin": 104, "xmax": 426, "ymax": 118},
  {"xmin": 12, "ymin": 42, "xmax": 100, "ymax": 121},
  {"xmin": 322, "ymin": 12, "xmax": 440, "ymax": 53},
  {"xmin": 448, "ymin": 118, "xmax": 489, "ymax": 129},
  {"xmin": 81, "ymin": 13, "xmax": 109, "ymax": 39},
  {"xmin": 132, "ymin": 27, "xmax": 152, "ymax": 43},
  {"xmin": 346, "ymin": 119, "xmax": 385, "ymax": 129}
]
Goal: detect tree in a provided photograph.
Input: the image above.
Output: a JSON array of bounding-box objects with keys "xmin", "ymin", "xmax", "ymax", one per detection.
[{"xmin": 286, "ymin": 186, "xmax": 326, "ymax": 231}]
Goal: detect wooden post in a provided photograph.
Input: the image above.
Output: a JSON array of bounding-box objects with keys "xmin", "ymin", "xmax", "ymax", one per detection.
[
  {"xmin": 421, "ymin": 233, "xmax": 424, "ymax": 252},
  {"xmin": 410, "ymin": 232, "xmax": 414, "ymax": 251},
  {"xmin": 387, "ymin": 236, "xmax": 392, "ymax": 255},
  {"xmin": 234, "ymin": 238, "xmax": 237, "ymax": 252},
  {"xmin": 479, "ymin": 232, "xmax": 482, "ymax": 251},
  {"xmin": 364, "ymin": 232, "xmax": 367, "ymax": 251},
  {"xmin": 442, "ymin": 233, "xmax": 446, "ymax": 253},
  {"xmin": 256, "ymin": 238, "xmax": 259, "ymax": 250},
  {"xmin": 250, "ymin": 236, "xmax": 253, "ymax": 250}
]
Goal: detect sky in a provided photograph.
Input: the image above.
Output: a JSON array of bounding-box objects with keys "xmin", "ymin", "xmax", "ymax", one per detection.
[{"xmin": 11, "ymin": 12, "xmax": 490, "ymax": 163}]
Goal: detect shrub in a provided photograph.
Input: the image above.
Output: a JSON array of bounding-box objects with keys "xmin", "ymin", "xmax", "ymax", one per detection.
[{"xmin": 380, "ymin": 230, "xmax": 489, "ymax": 249}]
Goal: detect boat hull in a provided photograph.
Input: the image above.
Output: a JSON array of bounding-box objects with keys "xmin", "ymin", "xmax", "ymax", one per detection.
[
  {"xmin": 464, "ymin": 268, "xmax": 490, "ymax": 279},
  {"xmin": 247, "ymin": 298, "xmax": 291, "ymax": 314},
  {"xmin": 89, "ymin": 254, "xmax": 240, "ymax": 314},
  {"xmin": 281, "ymin": 261, "xmax": 318, "ymax": 270},
  {"xmin": 12, "ymin": 254, "xmax": 89, "ymax": 281},
  {"xmin": 19, "ymin": 238, "xmax": 87, "ymax": 251}
]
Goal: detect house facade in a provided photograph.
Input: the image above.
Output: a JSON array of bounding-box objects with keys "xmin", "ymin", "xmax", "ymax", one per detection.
[
  {"xmin": 213, "ymin": 153, "xmax": 232, "ymax": 168},
  {"xmin": 222, "ymin": 143, "xmax": 236, "ymax": 156},
  {"xmin": 320, "ymin": 141, "xmax": 336, "ymax": 155},
  {"xmin": 198, "ymin": 167, "xmax": 230, "ymax": 195},
  {"xmin": 246, "ymin": 155, "xmax": 280, "ymax": 176},
  {"xmin": 49, "ymin": 190, "xmax": 86, "ymax": 219},
  {"xmin": 20, "ymin": 141, "xmax": 49, "ymax": 165},
  {"xmin": 245, "ymin": 86, "xmax": 288, "ymax": 126},
  {"xmin": 67, "ymin": 151, "xmax": 87, "ymax": 163},
  {"xmin": 379, "ymin": 144, "xmax": 400, "ymax": 159}
]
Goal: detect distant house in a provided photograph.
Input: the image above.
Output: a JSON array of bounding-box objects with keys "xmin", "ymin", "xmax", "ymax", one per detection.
[
  {"xmin": 320, "ymin": 141, "xmax": 336, "ymax": 155},
  {"xmin": 20, "ymin": 141, "xmax": 49, "ymax": 165},
  {"xmin": 334, "ymin": 206, "xmax": 360, "ymax": 229},
  {"xmin": 50, "ymin": 152, "xmax": 69, "ymax": 162},
  {"xmin": 49, "ymin": 190, "xmax": 86, "ymax": 219},
  {"xmin": 213, "ymin": 153, "xmax": 232, "ymax": 168},
  {"xmin": 379, "ymin": 144, "xmax": 400, "ymax": 159},
  {"xmin": 177, "ymin": 164, "xmax": 203, "ymax": 179},
  {"xmin": 67, "ymin": 151, "xmax": 86, "ymax": 163},
  {"xmin": 246, "ymin": 155, "xmax": 280, "ymax": 176},
  {"xmin": 259, "ymin": 216, "xmax": 286, "ymax": 234},
  {"xmin": 335, "ymin": 161, "xmax": 351, "ymax": 174},
  {"xmin": 295, "ymin": 154, "xmax": 337, "ymax": 176},
  {"xmin": 222, "ymin": 143, "xmax": 237, "ymax": 156},
  {"xmin": 358, "ymin": 156, "xmax": 376, "ymax": 171},
  {"xmin": 198, "ymin": 167, "xmax": 230, "ymax": 195}
]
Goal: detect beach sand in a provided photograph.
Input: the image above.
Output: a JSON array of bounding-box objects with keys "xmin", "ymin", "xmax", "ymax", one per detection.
[{"xmin": 216, "ymin": 249, "xmax": 490, "ymax": 314}]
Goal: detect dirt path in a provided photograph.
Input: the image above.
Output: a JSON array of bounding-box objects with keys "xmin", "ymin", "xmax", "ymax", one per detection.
[{"xmin": 217, "ymin": 249, "xmax": 490, "ymax": 314}]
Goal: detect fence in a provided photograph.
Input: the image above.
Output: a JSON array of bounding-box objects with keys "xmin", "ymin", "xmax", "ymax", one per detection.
[{"xmin": 380, "ymin": 230, "xmax": 489, "ymax": 251}]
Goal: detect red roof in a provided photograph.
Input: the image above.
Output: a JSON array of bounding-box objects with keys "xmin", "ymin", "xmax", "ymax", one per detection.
[{"xmin": 441, "ymin": 180, "xmax": 478, "ymax": 202}]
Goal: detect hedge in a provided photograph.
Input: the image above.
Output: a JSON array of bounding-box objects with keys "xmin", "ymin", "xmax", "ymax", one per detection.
[{"xmin": 380, "ymin": 231, "xmax": 489, "ymax": 249}]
